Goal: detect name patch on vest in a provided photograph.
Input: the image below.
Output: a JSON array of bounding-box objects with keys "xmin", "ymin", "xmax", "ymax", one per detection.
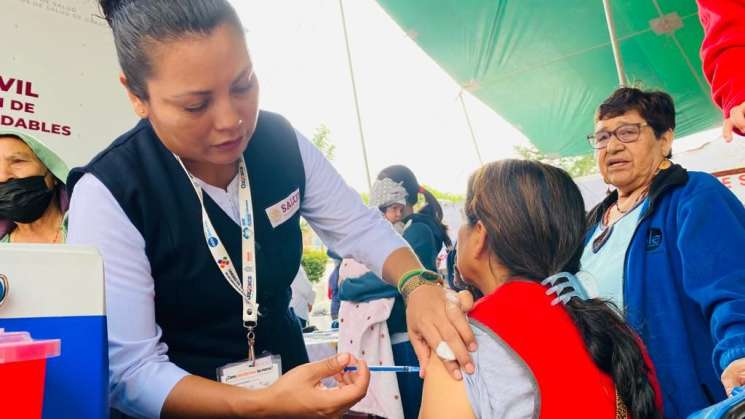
[{"xmin": 265, "ymin": 188, "xmax": 300, "ymax": 228}]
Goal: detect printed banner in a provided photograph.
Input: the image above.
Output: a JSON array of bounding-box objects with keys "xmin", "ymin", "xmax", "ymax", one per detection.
[{"xmin": 1, "ymin": 0, "xmax": 134, "ymax": 167}]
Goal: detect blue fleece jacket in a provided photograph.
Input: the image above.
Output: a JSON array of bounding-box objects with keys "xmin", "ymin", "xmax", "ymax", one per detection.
[{"xmin": 587, "ymin": 166, "xmax": 745, "ymax": 418}]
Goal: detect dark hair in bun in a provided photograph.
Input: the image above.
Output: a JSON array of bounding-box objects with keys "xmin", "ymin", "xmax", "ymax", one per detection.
[
  {"xmin": 98, "ymin": 0, "xmax": 242, "ymax": 100},
  {"xmin": 99, "ymin": 0, "xmax": 126, "ymax": 24}
]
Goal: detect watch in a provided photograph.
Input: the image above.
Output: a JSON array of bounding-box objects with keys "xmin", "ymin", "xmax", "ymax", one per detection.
[{"xmin": 399, "ymin": 270, "xmax": 442, "ymax": 302}]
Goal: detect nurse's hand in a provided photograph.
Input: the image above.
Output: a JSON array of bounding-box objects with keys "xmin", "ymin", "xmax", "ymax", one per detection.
[
  {"xmin": 406, "ymin": 284, "xmax": 477, "ymax": 381},
  {"xmin": 721, "ymin": 357, "xmax": 745, "ymax": 396},
  {"xmin": 265, "ymin": 352, "xmax": 370, "ymax": 418}
]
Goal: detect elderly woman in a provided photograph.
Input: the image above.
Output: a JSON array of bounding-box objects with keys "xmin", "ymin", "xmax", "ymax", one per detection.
[
  {"xmin": 581, "ymin": 87, "xmax": 745, "ymax": 417},
  {"xmin": 0, "ymin": 129, "xmax": 69, "ymax": 243}
]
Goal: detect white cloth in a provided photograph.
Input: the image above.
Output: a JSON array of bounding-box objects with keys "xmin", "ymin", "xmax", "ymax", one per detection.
[
  {"xmin": 338, "ymin": 258, "xmax": 371, "ymax": 283},
  {"xmin": 66, "ymin": 129, "xmax": 408, "ymax": 419},
  {"xmin": 290, "ymin": 266, "xmax": 315, "ymax": 321},
  {"xmin": 338, "ymin": 298, "xmax": 404, "ymax": 419}
]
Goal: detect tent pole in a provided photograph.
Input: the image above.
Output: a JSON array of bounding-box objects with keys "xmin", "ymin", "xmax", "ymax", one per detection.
[
  {"xmin": 458, "ymin": 91, "xmax": 484, "ymax": 166},
  {"xmin": 602, "ymin": 0, "xmax": 627, "ymax": 86},
  {"xmin": 338, "ymin": 0, "xmax": 373, "ymax": 191}
]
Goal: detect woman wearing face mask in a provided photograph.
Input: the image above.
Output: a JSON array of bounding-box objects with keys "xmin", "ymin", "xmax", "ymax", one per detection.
[
  {"xmin": 0, "ymin": 130, "xmax": 69, "ymax": 244},
  {"xmin": 65, "ymin": 1, "xmax": 476, "ymax": 418}
]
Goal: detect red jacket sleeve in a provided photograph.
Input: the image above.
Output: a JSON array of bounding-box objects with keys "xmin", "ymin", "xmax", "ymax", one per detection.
[{"xmin": 698, "ymin": 0, "xmax": 745, "ymax": 127}]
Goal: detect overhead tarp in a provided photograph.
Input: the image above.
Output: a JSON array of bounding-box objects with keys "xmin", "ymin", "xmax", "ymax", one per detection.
[{"xmin": 376, "ymin": 0, "xmax": 721, "ymax": 156}]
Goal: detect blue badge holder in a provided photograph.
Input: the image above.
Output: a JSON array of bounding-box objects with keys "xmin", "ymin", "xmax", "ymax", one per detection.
[{"xmin": 687, "ymin": 387, "xmax": 745, "ymax": 419}]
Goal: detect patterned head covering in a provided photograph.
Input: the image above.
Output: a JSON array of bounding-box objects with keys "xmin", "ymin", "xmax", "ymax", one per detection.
[{"xmin": 369, "ymin": 177, "xmax": 408, "ymax": 209}]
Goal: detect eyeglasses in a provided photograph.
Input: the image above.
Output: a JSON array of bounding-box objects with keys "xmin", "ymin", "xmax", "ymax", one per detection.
[{"xmin": 587, "ymin": 123, "xmax": 649, "ymax": 150}]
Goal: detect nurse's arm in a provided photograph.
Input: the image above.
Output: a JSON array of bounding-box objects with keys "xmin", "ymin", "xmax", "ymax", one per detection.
[
  {"xmin": 162, "ymin": 353, "xmax": 369, "ymax": 418},
  {"xmin": 162, "ymin": 376, "xmax": 271, "ymax": 417},
  {"xmin": 295, "ymin": 130, "xmax": 475, "ymax": 380}
]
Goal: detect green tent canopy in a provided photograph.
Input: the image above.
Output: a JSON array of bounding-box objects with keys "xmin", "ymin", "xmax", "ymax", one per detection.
[{"xmin": 376, "ymin": 0, "xmax": 720, "ymax": 156}]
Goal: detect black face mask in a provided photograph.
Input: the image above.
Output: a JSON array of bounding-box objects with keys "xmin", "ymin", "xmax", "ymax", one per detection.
[{"xmin": 0, "ymin": 175, "xmax": 54, "ymax": 224}]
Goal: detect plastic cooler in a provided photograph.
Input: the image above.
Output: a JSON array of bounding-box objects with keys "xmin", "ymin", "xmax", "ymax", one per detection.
[
  {"xmin": 0, "ymin": 330, "xmax": 60, "ymax": 419},
  {"xmin": 0, "ymin": 244, "xmax": 107, "ymax": 419}
]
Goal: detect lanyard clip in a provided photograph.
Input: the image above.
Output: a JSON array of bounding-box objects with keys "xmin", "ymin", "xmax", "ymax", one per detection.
[
  {"xmin": 246, "ymin": 326, "xmax": 256, "ymax": 366},
  {"xmin": 244, "ymin": 301, "xmax": 260, "ymax": 321},
  {"xmin": 245, "ymin": 323, "xmax": 257, "ymax": 364}
]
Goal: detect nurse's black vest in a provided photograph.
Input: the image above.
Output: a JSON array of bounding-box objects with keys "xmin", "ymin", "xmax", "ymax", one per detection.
[{"xmin": 68, "ymin": 111, "xmax": 309, "ymax": 379}]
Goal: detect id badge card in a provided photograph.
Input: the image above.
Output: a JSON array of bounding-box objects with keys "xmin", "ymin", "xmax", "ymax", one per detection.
[{"xmin": 217, "ymin": 354, "xmax": 282, "ymax": 389}]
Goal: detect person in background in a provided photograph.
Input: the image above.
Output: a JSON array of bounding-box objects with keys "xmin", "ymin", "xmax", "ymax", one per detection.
[
  {"xmin": 337, "ymin": 176, "xmax": 418, "ymax": 418},
  {"xmin": 377, "ymin": 165, "xmax": 452, "ymax": 271},
  {"xmin": 582, "ymin": 87, "xmax": 745, "ymax": 417},
  {"xmin": 327, "ymin": 249, "xmax": 343, "ymax": 326},
  {"xmin": 366, "ymin": 166, "xmax": 452, "ymax": 418},
  {"xmin": 0, "ymin": 129, "xmax": 69, "ymax": 244},
  {"xmin": 697, "ymin": 0, "xmax": 745, "ymax": 141},
  {"xmin": 420, "ymin": 160, "xmax": 662, "ymax": 419},
  {"xmin": 289, "ymin": 265, "xmax": 315, "ymax": 329}
]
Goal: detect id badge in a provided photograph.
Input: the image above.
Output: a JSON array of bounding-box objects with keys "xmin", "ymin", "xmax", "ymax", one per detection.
[{"xmin": 217, "ymin": 354, "xmax": 282, "ymax": 389}]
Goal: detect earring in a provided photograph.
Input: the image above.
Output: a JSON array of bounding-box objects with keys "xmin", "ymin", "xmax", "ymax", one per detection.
[{"xmin": 659, "ymin": 159, "xmax": 672, "ymax": 170}]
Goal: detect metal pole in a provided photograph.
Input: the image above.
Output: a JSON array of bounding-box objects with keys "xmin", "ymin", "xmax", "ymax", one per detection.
[
  {"xmin": 602, "ymin": 0, "xmax": 627, "ymax": 86},
  {"xmin": 338, "ymin": 0, "xmax": 373, "ymax": 191},
  {"xmin": 458, "ymin": 91, "xmax": 484, "ymax": 166}
]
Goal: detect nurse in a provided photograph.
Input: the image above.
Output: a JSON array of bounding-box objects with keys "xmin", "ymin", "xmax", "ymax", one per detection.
[{"xmin": 67, "ymin": 1, "xmax": 475, "ymax": 417}]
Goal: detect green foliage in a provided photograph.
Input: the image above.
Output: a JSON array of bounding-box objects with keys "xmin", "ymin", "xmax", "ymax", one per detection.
[
  {"xmin": 301, "ymin": 249, "xmax": 329, "ymax": 283},
  {"xmin": 514, "ymin": 145, "xmax": 599, "ymax": 178},
  {"xmin": 300, "ymin": 217, "xmax": 311, "ymax": 237},
  {"xmin": 311, "ymin": 124, "xmax": 335, "ymax": 161},
  {"xmin": 420, "ymin": 184, "xmax": 465, "ymax": 203}
]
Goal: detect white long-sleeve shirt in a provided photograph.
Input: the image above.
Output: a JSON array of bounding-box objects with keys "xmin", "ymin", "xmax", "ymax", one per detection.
[{"xmin": 67, "ymin": 130, "xmax": 407, "ymax": 419}]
